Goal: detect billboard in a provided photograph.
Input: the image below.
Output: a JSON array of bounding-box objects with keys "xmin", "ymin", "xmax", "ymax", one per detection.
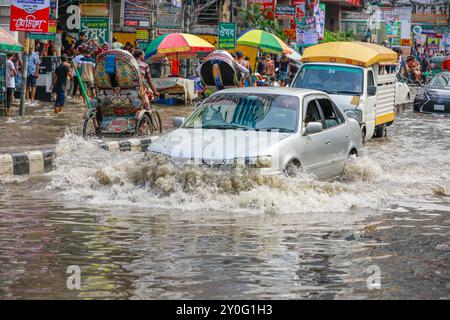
[
  {"xmin": 10, "ymin": 0, "xmax": 51, "ymax": 33},
  {"xmin": 123, "ymin": 0, "xmax": 151, "ymax": 29},
  {"xmin": 156, "ymin": 2, "xmax": 183, "ymax": 35},
  {"xmin": 81, "ymin": 17, "xmax": 109, "ymax": 45},
  {"xmin": 218, "ymin": 23, "xmax": 236, "ymax": 50}
]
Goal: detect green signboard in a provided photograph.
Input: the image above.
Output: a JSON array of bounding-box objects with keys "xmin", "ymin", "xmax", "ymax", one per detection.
[
  {"xmin": 218, "ymin": 23, "xmax": 236, "ymax": 50},
  {"xmin": 81, "ymin": 17, "xmax": 110, "ymax": 45},
  {"xmin": 29, "ymin": 33, "xmax": 56, "ymax": 41}
]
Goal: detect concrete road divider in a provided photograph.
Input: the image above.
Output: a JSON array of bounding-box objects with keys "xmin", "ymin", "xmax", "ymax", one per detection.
[{"xmin": 0, "ymin": 136, "xmax": 159, "ymax": 176}]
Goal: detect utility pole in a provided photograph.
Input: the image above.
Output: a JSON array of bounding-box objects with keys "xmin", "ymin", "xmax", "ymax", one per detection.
[{"xmin": 19, "ymin": 33, "xmax": 29, "ymax": 117}]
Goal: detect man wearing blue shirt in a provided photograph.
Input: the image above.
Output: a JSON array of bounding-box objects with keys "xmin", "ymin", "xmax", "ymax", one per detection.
[{"xmin": 26, "ymin": 47, "xmax": 41, "ymax": 106}]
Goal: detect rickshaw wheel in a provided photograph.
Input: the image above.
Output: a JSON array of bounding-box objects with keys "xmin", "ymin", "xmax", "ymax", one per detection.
[
  {"xmin": 149, "ymin": 111, "xmax": 162, "ymax": 134},
  {"xmin": 136, "ymin": 113, "xmax": 153, "ymax": 136},
  {"xmin": 83, "ymin": 116, "xmax": 99, "ymax": 138}
]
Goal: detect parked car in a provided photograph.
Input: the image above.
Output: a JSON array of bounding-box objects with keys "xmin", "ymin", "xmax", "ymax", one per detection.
[
  {"xmin": 429, "ymin": 56, "xmax": 446, "ymax": 75},
  {"xmin": 414, "ymin": 72, "xmax": 450, "ymax": 114},
  {"xmin": 395, "ymin": 74, "xmax": 411, "ymax": 106},
  {"xmin": 149, "ymin": 88, "xmax": 363, "ymax": 180}
]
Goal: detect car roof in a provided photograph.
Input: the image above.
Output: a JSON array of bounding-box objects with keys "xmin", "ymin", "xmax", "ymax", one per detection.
[
  {"xmin": 430, "ymin": 56, "xmax": 446, "ymax": 61},
  {"xmin": 216, "ymin": 87, "xmax": 324, "ymax": 98}
]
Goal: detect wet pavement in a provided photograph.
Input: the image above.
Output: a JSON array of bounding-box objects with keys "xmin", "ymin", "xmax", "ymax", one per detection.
[
  {"xmin": 0, "ymin": 100, "xmax": 192, "ymax": 153},
  {"xmin": 0, "ymin": 100, "xmax": 449, "ymax": 299}
]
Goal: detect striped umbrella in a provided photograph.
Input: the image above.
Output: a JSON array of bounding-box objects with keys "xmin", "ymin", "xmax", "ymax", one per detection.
[
  {"xmin": 237, "ymin": 29, "xmax": 292, "ymax": 54},
  {"xmin": 145, "ymin": 33, "xmax": 214, "ymax": 62},
  {"xmin": 0, "ymin": 28, "xmax": 22, "ymax": 52}
]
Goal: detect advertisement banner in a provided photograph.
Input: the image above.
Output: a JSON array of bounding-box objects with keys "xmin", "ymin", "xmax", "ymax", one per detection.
[
  {"xmin": 29, "ymin": 19, "xmax": 56, "ymax": 40},
  {"xmin": 294, "ymin": 1, "xmax": 306, "ymax": 19},
  {"xmin": 10, "ymin": 0, "xmax": 51, "ymax": 32},
  {"xmin": 136, "ymin": 29, "xmax": 150, "ymax": 50},
  {"xmin": 123, "ymin": 0, "xmax": 151, "ymax": 28},
  {"xmin": 296, "ymin": 29, "xmax": 318, "ymax": 47},
  {"xmin": 80, "ymin": 2, "xmax": 109, "ymax": 17},
  {"xmin": 276, "ymin": 5, "xmax": 295, "ymax": 17},
  {"xmin": 411, "ymin": 3, "xmax": 449, "ymax": 26},
  {"xmin": 81, "ymin": 17, "xmax": 109, "ymax": 45},
  {"xmin": 218, "ymin": 22, "xmax": 236, "ymax": 50},
  {"xmin": 58, "ymin": 0, "xmax": 80, "ymax": 32},
  {"xmin": 386, "ymin": 16, "xmax": 400, "ymax": 37},
  {"xmin": 156, "ymin": 2, "xmax": 183, "ymax": 34}
]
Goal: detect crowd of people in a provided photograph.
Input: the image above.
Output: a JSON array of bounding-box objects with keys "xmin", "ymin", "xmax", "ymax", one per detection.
[
  {"xmin": 4, "ymin": 32, "xmax": 161, "ymax": 115},
  {"xmin": 394, "ymin": 43, "xmax": 450, "ymax": 85}
]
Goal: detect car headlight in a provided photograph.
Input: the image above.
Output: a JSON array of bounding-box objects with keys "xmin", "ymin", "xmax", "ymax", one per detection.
[
  {"xmin": 255, "ymin": 155, "xmax": 272, "ymax": 168},
  {"xmin": 225, "ymin": 156, "xmax": 272, "ymax": 168},
  {"xmin": 415, "ymin": 89, "xmax": 430, "ymax": 101},
  {"xmin": 344, "ymin": 109, "xmax": 362, "ymax": 124}
]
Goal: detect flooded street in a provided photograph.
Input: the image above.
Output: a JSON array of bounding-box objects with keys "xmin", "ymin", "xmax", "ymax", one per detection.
[{"xmin": 0, "ymin": 104, "xmax": 449, "ymax": 299}]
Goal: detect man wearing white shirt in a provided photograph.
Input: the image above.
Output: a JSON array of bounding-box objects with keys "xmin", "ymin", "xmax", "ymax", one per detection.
[{"xmin": 5, "ymin": 53, "xmax": 17, "ymax": 117}]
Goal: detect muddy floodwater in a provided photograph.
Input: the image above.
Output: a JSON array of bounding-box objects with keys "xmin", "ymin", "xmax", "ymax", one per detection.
[{"xmin": 0, "ymin": 104, "xmax": 449, "ymax": 299}]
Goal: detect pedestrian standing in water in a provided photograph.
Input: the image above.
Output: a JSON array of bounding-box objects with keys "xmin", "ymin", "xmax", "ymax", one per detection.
[
  {"xmin": 236, "ymin": 51, "xmax": 251, "ymax": 86},
  {"xmin": 263, "ymin": 54, "xmax": 275, "ymax": 80},
  {"xmin": 5, "ymin": 53, "xmax": 17, "ymax": 117},
  {"xmin": 51, "ymin": 55, "xmax": 71, "ymax": 113},
  {"xmin": 279, "ymin": 54, "xmax": 290, "ymax": 86},
  {"xmin": 26, "ymin": 46, "xmax": 41, "ymax": 106},
  {"xmin": 256, "ymin": 57, "xmax": 265, "ymax": 74}
]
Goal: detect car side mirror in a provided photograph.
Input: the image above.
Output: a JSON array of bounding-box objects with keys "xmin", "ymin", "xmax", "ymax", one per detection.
[
  {"xmin": 173, "ymin": 117, "xmax": 185, "ymax": 128},
  {"xmin": 304, "ymin": 122, "xmax": 323, "ymax": 135},
  {"xmin": 367, "ymin": 86, "xmax": 377, "ymax": 96}
]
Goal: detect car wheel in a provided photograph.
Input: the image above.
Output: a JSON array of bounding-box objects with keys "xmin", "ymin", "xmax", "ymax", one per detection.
[
  {"xmin": 284, "ymin": 160, "xmax": 302, "ymax": 177},
  {"xmin": 361, "ymin": 127, "xmax": 366, "ymax": 144},
  {"xmin": 373, "ymin": 125, "xmax": 386, "ymax": 138},
  {"xmin": 347, "ymin": 149, "xmax": 358, "ymax": 163}
]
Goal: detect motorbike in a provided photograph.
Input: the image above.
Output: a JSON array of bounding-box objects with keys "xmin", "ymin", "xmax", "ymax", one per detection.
[{"xmin": 82, "ymin": 49, "xmax": 162, "ymax": 138}]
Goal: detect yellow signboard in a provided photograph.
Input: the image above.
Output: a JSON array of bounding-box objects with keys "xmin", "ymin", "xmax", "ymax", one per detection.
[{"xmin": 80, "ymin": 2, "xmax": 110, "ymax": 17}]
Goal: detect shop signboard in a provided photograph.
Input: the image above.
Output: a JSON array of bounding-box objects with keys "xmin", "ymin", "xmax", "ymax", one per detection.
[
  {"xmin": 29, "ymin": 19, "xmax": 56, "ymax": 40},
  {"xmin": 123, "ymin": 0, "xmax": 151, "ymax": 28},
  {"xmin": 136, "ymin": 29, "xmax": 150, "ymax": 50},
  {"xmin": 80, "ymin": 1, "xmax": 109, "ymax": 17},
  {"xmin": 276, "ymin": 5, "xmax": 295, "ymax": 17},
  {"xmin": 156, "ymin": 1, "xmax": 183, "ymax": 35},
  {"xmin": 80, "ymin": 17, "xmax": 109, "ymax": 45},
  {"xmin": 10, "ymin": 0, "xmax": 51, "ymax": 32},
  {"xmin": 58, "ymin": 0, "xmax": 80, "ymax": 32},
  {"xmin": 218, "ymin": 23, "xmax": 236, "ymax": 50}
]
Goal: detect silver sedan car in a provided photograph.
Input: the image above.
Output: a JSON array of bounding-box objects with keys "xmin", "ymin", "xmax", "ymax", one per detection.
[{"xmin": 149, "ymin": 88, "xmax": 362, "ymax": 179}]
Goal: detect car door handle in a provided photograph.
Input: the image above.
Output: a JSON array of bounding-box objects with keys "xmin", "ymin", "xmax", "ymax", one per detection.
[
  {"xmin": 325, "ymin": 140, "xmax": 331, "ymax": 144},
  {"xmin": 345, "ymin": 135, "xmax": 350, "ymax": 140}
]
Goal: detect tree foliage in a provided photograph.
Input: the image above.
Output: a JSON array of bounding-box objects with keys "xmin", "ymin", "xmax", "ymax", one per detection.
[
  {"xmin": 321, "ymin": 30, "xmax": 356, "ymax": 43},
  {"xmin": 239, "ymin": 4, "xmax": 289, "ymax": 42}
]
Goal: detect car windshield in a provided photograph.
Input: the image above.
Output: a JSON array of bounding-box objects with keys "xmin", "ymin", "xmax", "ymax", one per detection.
[
  {"xmin": 430, "ymin": 74, "xmax": 450, "ymax": 87},
  {"xmin": 293, "ymin": 64, "xmax": 364, "ymax": 95},
  {"xmin": 183, "ymin": 93, "xmax": 299, "ymax": 132}
]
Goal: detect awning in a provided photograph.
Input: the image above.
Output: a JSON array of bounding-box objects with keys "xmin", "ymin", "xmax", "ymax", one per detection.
[
  {"xmin": 302, "ymin": 42, "xmax": 398, "ymax": 67},
  {"xmin": 0, "ymin": 28, "xmax": 22, "ymax": 52}
]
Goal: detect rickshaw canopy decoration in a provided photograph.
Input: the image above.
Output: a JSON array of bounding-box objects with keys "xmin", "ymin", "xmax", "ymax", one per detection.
[
  {"xmin": 237, "ymin": 29, "xmax": 293, "ymax": 54},
  {"xmin": 0, "ymin": 27, "xmax": 22, "ymax": 52},
  {"xmin": 145, "ymin": 33, "xmax": 215, "ymax": 61}
]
